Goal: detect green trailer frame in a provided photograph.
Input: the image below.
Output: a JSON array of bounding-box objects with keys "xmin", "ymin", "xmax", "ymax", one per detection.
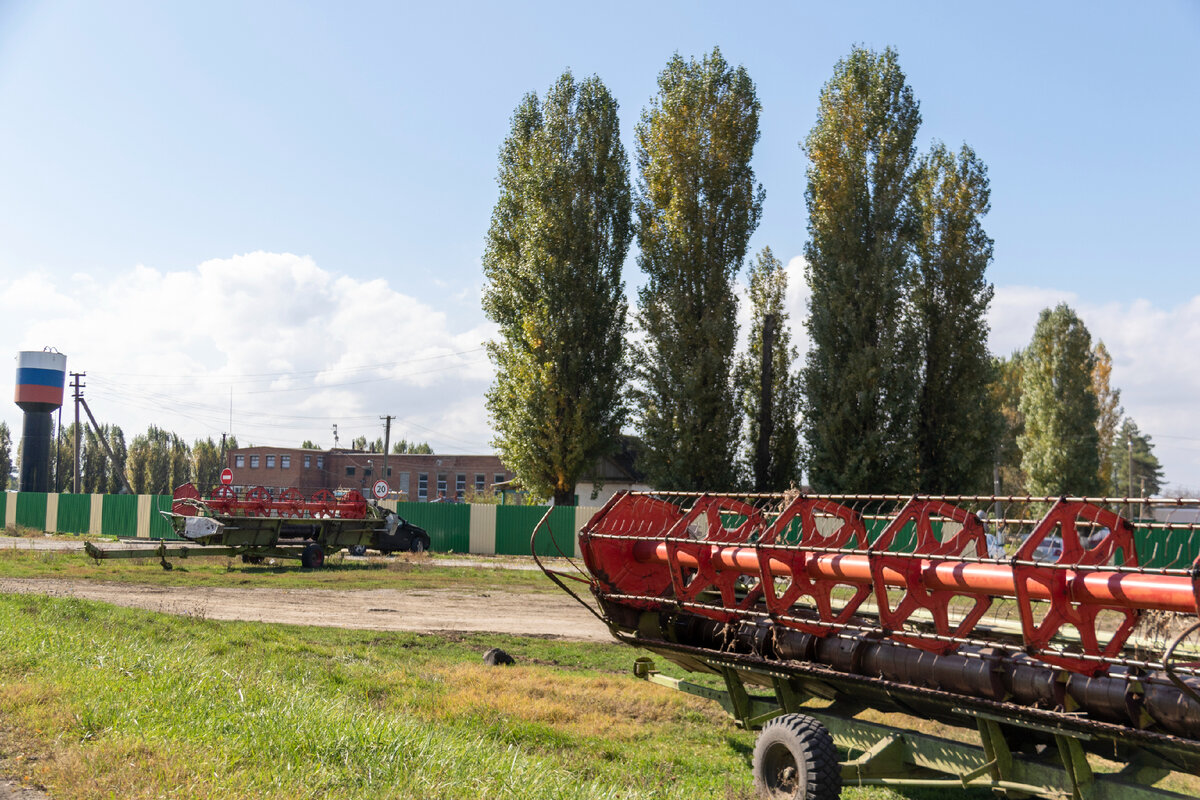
[
  {"xmin": 633, "ymin": 654, "xmax": 1199, "ymax": 800},
  {"xmin": 85, "ymin": 510, "xmax": 385, "ymax": 569}
]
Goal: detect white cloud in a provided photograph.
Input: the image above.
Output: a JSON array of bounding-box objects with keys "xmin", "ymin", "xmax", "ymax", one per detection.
[{"xmin": 0, "ymin": 252, "xmax": 497, "ymax": 455}]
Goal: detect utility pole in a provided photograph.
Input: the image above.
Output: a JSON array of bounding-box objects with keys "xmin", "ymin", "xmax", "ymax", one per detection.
[
  {"xmin": 71, "ymin": 372, "xmax": 85, "ymax": 494},
  {"xmin": 381, "ymin": 415, "xmax": 394, "ymax": 487},
  {"xmin": 220, "ymin": 432, "xmax": 227, "ymax": 463},
  {"xmin": 78, "ymin": 396, "xmax": 133, "ymax": 495},
  {"xmin": 754, "ymin": 314, "xmax": 776, "ymax": 491}
]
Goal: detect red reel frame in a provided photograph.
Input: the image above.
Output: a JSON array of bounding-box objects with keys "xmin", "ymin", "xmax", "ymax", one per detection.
[
  {"xmin": 869, "ymin": 498, "xmax": 992, "ymax": 654},
  {"xmin": 1013, "ymin": 500, "xmax": 1139, "ymax": 675}
]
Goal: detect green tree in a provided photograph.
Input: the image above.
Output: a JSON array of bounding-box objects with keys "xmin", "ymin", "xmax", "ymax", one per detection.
[
  {"xmin": 1091, "ymin": 341, "xmax": 1123, "ymax": 493},
  {"xmin": 734, "ymin": 247, "xmax": 801, "ymax": 490},
  {"xmin": 0, "ymin": 421, "xmax": 12, "ymax": 491},
  {"xmin": 911, "ymin": 143, "xmax": 998, "ymax": 492},
  {"xmin": 407, "ymin": 442, "xmax": 433, "ymax": 455},
  {"xmin": 633, "ymin": 47, "xmax": 763, "ymax": 491},
  {"xmin": 351, "ymin": 435, "xmax": 368, "ymax": 452},
  {"xmin": 1110, "ymin": 418, "xmax": 1164, "ymax": 497},
  {"xmin": 192, "ymin": 437, "xmax": 222, "ymax": 491},
  {"xmin": 801, "ymin": 46, "xmax": 922, "ymax": 492},
  {"xmin": 991, "ymin": 353, "xmax": 1026, "ymax": 494},
  {"xmin": 81, "ymin": 423, "xmax": 109, "ymax": 493},
  {"xmin": 127, "ymin": 426, "xmax": 184, "ymax": 495},
  {"xmin": 300, "ymin": 440, "xmax": 320, "ymax": 450},
  {"xmin": 106, "ymin": 426, "xmax": 128, "ymax": 494},
  {"xmin": 1018, "ymin": 305, "xmax": 1101, "ymax": 496},
  {"xmin": 483, "ymin": 70, "xmax": 632, "ymax": 505}
]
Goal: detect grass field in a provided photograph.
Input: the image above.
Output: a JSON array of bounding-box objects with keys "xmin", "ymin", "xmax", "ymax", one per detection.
[{"xmin": 0, "ymin": 546, "xmax": 559, "ymax": 593}]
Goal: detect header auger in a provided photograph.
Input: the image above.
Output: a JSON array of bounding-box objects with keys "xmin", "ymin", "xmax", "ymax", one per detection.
[{"xmin": 537, "ymin": 491, "xmax": 1200, "ymax": 799}]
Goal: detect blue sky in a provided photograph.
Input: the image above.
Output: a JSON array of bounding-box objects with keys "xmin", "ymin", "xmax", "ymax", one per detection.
[{"xmin": 1, "ymin": 2, "xmax": 1198, "ymax": 491}]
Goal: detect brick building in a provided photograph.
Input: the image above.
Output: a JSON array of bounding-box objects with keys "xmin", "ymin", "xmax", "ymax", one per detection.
[{"xmin": 226, "ymin": 447, "xmax": 512, "ymax": 502}]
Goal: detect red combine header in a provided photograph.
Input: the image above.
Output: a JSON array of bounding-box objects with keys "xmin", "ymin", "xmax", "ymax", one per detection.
[{"xmin": 539, "ymin": 491, "xmax": 1200, "ymax": 799}]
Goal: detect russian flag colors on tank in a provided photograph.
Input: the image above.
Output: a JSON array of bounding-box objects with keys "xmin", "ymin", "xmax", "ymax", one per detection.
[
  {"xmin": 15, "ymin": 349, "xmax": 67, "ymax": 411},
  {"xmin": 14, "ymin": 348, "xmax": 67, "ymax": 492}
]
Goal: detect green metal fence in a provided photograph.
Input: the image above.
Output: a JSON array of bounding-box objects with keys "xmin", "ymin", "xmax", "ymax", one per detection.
[
  {"xmin": 56, "ymin": 494, "xmax": 91, "ymax": 534},
  {"xmin": 101, "ymin": 494, "xmax": 139, "ymax": 538},
  {"xmin": 15, "ymin": 492, "xmax": 47, "ymax": 530},
  {"xmin": 394, "ymin": 502, "xmax": 471, "ymax": 552},
  {"xmin": 496, "ymin": 505, "xmax": 576, "ymax": 557}
]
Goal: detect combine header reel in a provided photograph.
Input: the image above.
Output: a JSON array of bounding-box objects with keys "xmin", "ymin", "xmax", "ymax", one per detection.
[{"xmin": 537, "ymin": 491, "xmax": 1200, "ymax": 799}]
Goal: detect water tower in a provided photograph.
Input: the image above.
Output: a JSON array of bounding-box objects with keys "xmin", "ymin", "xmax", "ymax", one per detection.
[{"xmin": 14, "ymin": 349, "xmax": 67, "ymax": 492}]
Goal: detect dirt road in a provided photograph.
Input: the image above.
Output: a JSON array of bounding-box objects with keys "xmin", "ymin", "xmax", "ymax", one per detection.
[{"xmin": 0, "ymin": 577, "xmax": 610, "ymax": 642}]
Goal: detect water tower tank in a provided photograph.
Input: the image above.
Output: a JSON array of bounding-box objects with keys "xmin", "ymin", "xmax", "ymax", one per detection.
[{"xmin": 14, "ymin": 349, "xmax": 67, "ymax": 493}]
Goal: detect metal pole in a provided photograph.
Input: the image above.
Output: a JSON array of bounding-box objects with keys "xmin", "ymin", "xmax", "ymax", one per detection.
[
  {"xmin": 381, "ymin": 415, "xmax": 393, "ymax": 490},
  {"xmin": 71, "ymin": 372, "xmax": 84, "ymax": 494}
]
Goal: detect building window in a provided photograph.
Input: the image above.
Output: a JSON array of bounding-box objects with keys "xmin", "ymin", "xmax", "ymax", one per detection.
[
  {"xmin": 266, "ymin": 455, "xmax": 276, "ymax": 468},
  {"xmin": 281, "ymin": 455, "xmax": 290, "ymax": 469},
  {"xmin": 386, "ymin": 466, "xmax": 392, "ymax": 477},
  {"xmin": 475, "ymin": 473, "xmax": 485, "ymax": 492},
  {"xmin": 437, "ymin": 473, "xmax": 447, "ymax": 498},
  {"xmin": 304, "ymin": 455, "xmax": 311, "ymax": 469},
  {"xmin": 494, "ymin": 473, "xmax": 505, "ymax": 487},
  {"xmin": 399, "ymin": 472, "xmax": 410, "ymax": 496},
  {"xmin": 250, "ymin": 456, "xmax": 260, "ymax": 468},
  {"xmin": 418, "ymin": 473, "xmax": 428, "ymax": 501},
  {"xmin": 235, "ymin": 455, "xmax": 245, "ymax": 468},
  {"xmin": 346, "ymin": 466, "xmax": 356, "ymax": 476},
  {"xmin": 316, "ymin": 456, "xmax": 324, "ymax": 470},
  {"xmin": 456, "ymin": 474, "xmax": 465, "ymax": 500}
]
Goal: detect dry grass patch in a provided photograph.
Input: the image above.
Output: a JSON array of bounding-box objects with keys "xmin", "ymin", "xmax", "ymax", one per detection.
[{"xmin": 431, "ymin": 663, "xmax": 726, "ymax": 740}]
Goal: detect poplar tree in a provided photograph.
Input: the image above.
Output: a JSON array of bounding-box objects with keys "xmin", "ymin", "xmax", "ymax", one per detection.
[
  {"xmin": 911, "ymin": 143, "xmax": 998, "ymax": 492},
  {"xmin": 734, "ymin": 247, "xmax": 801, "ymax": 490},
  {"xmin": 1110, "ymin": 418, "xmax": 1164, "ymax": 497},
  {"xmin": 801, "ymin": 47, "xmax": 922, "ymax": 492},
  {"xmin": 634, "ymin": 48, "xmax": 764, "ymax": 491},
  {"xmin": 483, "ymin": 71, "xmax": 632, "ymax": 505},
  {"xmin": 1018, "ymin": 305, "xmax": 1101, "ymax": 496},
  {"xmin": 1091, "ymin": 341, "xmax": 1123, "ymax": 493},
  {"xmin": 0, "ymin": 422, "xmax": 11, "ymax": 491},
  {"xmin": 106, "ymin": 426, "xmax": 127, "ymax": 494}
]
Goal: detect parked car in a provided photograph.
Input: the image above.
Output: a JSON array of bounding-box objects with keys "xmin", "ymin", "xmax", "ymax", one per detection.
[
  {"xmin": 985, "ymin": 533, "xmax": 1005, "ymax": 559},
  {"xmin": 1032, "ymin": 535, "xmax": 1064, "ymax": 561}
]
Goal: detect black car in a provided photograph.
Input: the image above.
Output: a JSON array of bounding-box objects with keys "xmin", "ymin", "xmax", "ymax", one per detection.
[{"xmin": 377, "ymin": 513, "xmax": 431, "ymax": 554}]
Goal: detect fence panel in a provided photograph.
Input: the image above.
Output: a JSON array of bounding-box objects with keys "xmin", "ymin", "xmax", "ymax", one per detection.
[
  {"xmin": 394, "ymin": 502, "xmax": 470, "ymax": 552},
  {"xmin": 101, "ymin": 494, "xmax": 139, "ymax": 538},
  {"xmin": 56, "ymin": 494, "xmax": 91, "ymax": 534},
  {"xmin": 15, "ymin": 493, "xmax": 47, "ymax": 531},
  {"xmin": 148, "ymin": 495, "xmax": 178, "ymax": 539},
  {"xmin": 0, "ymin": 493, "xmax": 6, "ymax": 528},
  {"xmin": 496, "ymin": 505, "xmax": 576, "ymax": 557}
]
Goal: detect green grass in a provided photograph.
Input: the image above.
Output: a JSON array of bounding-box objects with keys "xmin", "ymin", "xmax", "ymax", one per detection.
[
  {"xmin": 0, "ymin": 547, "xmax": 560, "ymax": 593},
  {"xmin": 0, "ymin": 594, "xmax": 985, "ymax": 800}
]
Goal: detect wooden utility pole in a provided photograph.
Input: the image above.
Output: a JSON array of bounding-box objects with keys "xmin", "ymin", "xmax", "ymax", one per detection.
[
  {"xmin": 754, "ymin": 314, "xmax": 776, "ymax": 491},
  {"xmin": 70, "ymin": 372, "xmax": 85, "ymax": 494}
]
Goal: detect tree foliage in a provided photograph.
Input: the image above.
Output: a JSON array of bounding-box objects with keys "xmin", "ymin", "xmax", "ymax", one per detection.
[
  {"xmin": 127, "ymin": 426, "xmax": 191, "ymax": 495},
  {"xmin": 991, "ymin": 353, "xmax": 1026, "ymax": 494},
  {"xmin": 801, "ymin": 46, "xmax": 921, "ymax": 492},
  {"xmin": 1091, "ymin": 341, "xmax": 1123, "ymax": 493},
  {"xmin": 633, "ymin": 47, "xmax": 763, "ymax": 491},
  {"xmin": 192, "ymin": 437, "xmax": 222, "ymax": 491},
  {"xmin": 911, "ymin": 143, "xmax": 998, "ymax": 492},
  {"xmin": 734, "ymin": 247, "xmax": 801, "ymax": 490},
  {"xmin": 1110, "ymin": 418, "xmax": 1164, "ymax": 497},
  {"xmin": 0, "ymin": 422, "xmax": 11, "ymax": 491},
  {"xmin": 1017, "ymin": 305, "xmax": 1101, "ymax": 496},
  {"xmin": 391, "ymin": 440, "xmax": 433, "ymax": 454},
  {"xmin": 483, "ymin": 70, "xmax": 632, "ymax": 506}
]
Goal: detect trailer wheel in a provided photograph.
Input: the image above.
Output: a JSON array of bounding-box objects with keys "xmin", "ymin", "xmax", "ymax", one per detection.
[
  {"xmin": 241, "ymin": 554, "xmax": 265, "ymax": 565},
  {"xmin": 349, "ymin": 545, "xmax": 367, "ymax": 556},
  {"xmin": 301, "ymin": 543, "xmax": 325, "ymax": 569},
  {"xmin": 752, "ymin": 713, "xmax": 841, "ymax": 800}
]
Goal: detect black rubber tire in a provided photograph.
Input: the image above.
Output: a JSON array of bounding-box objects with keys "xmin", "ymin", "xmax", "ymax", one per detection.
[
  {"xmin": 301, "ymin": 543, "xmax": 325, "ymax": 569},
  {"xmin": 348, "ymin": 544, "xmax": 367, "ymax": 557},
  {"xmin": 410, "ymin": 536, "xmax": 429, "ymax": 554},
  {"xmin": 752, "ymin": 713, "xmax": 841, "ymax": 800}
]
